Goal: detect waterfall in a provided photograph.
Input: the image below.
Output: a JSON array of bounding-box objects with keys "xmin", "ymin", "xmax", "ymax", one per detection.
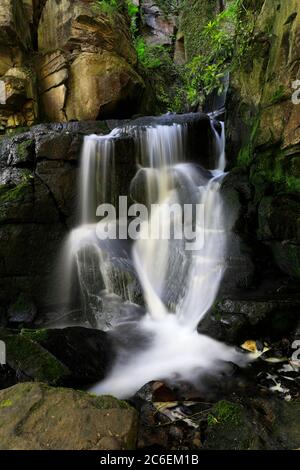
[{"xmin": 59, "ymin": 115, "xmax": 247, "ymax": 397}]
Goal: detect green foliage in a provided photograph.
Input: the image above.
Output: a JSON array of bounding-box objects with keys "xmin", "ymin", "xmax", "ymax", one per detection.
[
  {"xmin": 0, "ymin": 180, "xmax": 30, "ymax": 204},
  {"xmin": 136, "ymin": 40, "xmax": 170, "ymax": 70},
  {"xmin": 207, "ymin": 401, "xmax": 242, "ymax": 426},
  {"xmin": 155, "ymin": 0, "xmax": 181, "ymax": 16},
  {"xmin": 21, "ymin": 329, "xmax": 49, "ymax": 343},
  {"xmin": 93, "ymin": 0, "xmax": 120, "ymax": 15},
  {"xmin": 181, "ymin": 0, "xmax": 255, "ymax": 106},
  {"xmin": 94, "ymin": 0, "xmax": 138, "ymax": 36}
]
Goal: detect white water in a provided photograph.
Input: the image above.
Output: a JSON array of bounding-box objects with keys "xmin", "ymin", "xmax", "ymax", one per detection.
[{"xmin": 61, "ymin": 118, "xmax": 248, "ymax": 397}]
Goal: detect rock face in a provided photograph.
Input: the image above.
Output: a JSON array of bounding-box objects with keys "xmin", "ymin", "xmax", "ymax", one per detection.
[
  {"xmin": 0, "ymin": 120, "xmax": 139, "ymax": 311},
  {"xmin": 0, "ymin": 113, "xmax": 217, "ymax": 314},
  {"xmin": 140, "ymin": 0, "xmax": 177, "ymax": 46},
  {"xmin": 0, "ymin": 0, "xmax": 144, "ymax": 133},
  {"xmin": 0, "ymin": 0, "xmax": 37, "ymax": 131},
  {"xmin": 0, "ymin": 382, "xmax": 138, "ymax": 450},
  {"xmin": 64, "ymin": 51, "xmax": 143, "ymax": 121},
  {"xmin": 37, "ymin": 0, "xmax": 144, "ymax": 121},
  {"xmin": 227, "ymin": 0, "xmax": 300, "ymax": 279}
]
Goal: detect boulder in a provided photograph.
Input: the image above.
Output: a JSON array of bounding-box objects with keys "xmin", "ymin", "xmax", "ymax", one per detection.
[
  {"xmin": 0, "ymin": 327, "xmax": 70, "ymax": 385},
  {"xmin": 0, "ymin": 382, "xmax": 138, "ymax": 450},
  {"xmin": 0, "ymin": 326, "xmax": 114, "ymax": 386}
]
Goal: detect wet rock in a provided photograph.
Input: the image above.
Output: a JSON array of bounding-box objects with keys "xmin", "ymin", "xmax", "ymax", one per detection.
[
  {"xmin": 0, "ymin": 326, "xmax": 114, "ymax": 387},
  {"xmin": 0, "ymin": 382, "xmax": 138, "ymax": 450},
  {"xmin": 221, "ymin": 237, "xmax": 255, "ymax": 292},
  {"xmin": 135, "ymin": 381, "xmax": 179, "ymax": 403},
  {"xmin": 22, "ymin": 326, "xmax": 115, "ymax": 386},
  {"xmin": 130, "ymin": 167, "xmax": 160, "ymax": 206},
  {"xmin": 199, "ymin": 298, "xmax": 300, "ymax": 344}
]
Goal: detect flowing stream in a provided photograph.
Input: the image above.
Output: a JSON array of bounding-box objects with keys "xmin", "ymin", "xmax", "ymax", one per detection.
[{"xmin": 60, "ymin": 115, "xmax": 247, "ymax": 398}]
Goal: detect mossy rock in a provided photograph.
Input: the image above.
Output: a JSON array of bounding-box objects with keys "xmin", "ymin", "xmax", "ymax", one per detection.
[
  {"xmin": 0, "ymin": 382, "xmax": 138, "ymax": 450},
  {"xmin": 0, "ymin": 326, "xmax": 114, "ymax": 388},
  {"xmin": 0, "ymin": 328, "xmax": 70, "ymax": 386},
  {"xmin": 14, "ymin": 139, "xmax": 34, "ymax": 165},
  {"xmin": 0, "ymin": 177, "xmax": 34, "ymax": 223}
]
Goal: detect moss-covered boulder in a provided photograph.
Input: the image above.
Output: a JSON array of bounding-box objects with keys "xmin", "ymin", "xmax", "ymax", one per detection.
[
  {"xmin": 0, "ymin": 382, "xmax": 138, "ymax": 450},
  {"xmin": 0, "ymin": 326, "xmax": 114, "ymax": 387},
  {"xmin": 0, "ymin": 327, "xmax": 70, "ymax": 385}
]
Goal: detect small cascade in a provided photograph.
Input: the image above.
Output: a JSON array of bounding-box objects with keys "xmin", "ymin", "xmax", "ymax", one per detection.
[
  {"xmin": 80, "ymin": 129, "xmax": 120, "ymax": 224},
  {"xmin": 57, "ymin": 114, "xmax": 248, "ymax": 397}
]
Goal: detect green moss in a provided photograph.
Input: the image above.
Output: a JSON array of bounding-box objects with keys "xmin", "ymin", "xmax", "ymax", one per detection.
[
  {"xmin": 16, "ymin": 139, "xmax": 33, "ymax": 162},
  {"xmin": 208, "ymin": 400, "xmax": 243, "ymax": 426},
  {"xmin": 180, "ymin": 0, "xmax": 218, "ymax": 60},
  {"xmin": 21, "ymin": 329, "xmax": 49, "ymax": 343},
  {"xmin": 0, "ymin": 399, "xmax": 13, "ymax": 408},
  {"xmin": 250, "ymin": 146, "xmax": 300, "ymax": 199},
  {"xmin": 237, "ymin": 114, "xmax": 261, "ymax": 167},
  {"xmin": 0, "ymin": 182, "xmax": 28, "ymax": 204},
  {"xmin": 179, "ymin": 0, "xmax": 257, "ymax": 105},
  {"xmin": 0, "ymin": 174, "xmax": 33, "ymax": 205},
  {"xmin": 93, "ymin": 395, "xmax": 131, "ymax": 410},
  {"xmin": 0, "ymin": 329, "xmax": 69, "ymax": 385},
  {"xmin": 0, "ymin": 180, "xmax": 32, "ymax": 221},
  {"xmin": 4, "ymin": 127, "xmax": 30, "ymax": 137}
]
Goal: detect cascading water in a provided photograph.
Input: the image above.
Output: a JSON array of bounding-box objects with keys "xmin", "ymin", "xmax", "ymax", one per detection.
[{"xmin": 60, "ymin": 115, "xmax": 248, "ymax": 398}]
